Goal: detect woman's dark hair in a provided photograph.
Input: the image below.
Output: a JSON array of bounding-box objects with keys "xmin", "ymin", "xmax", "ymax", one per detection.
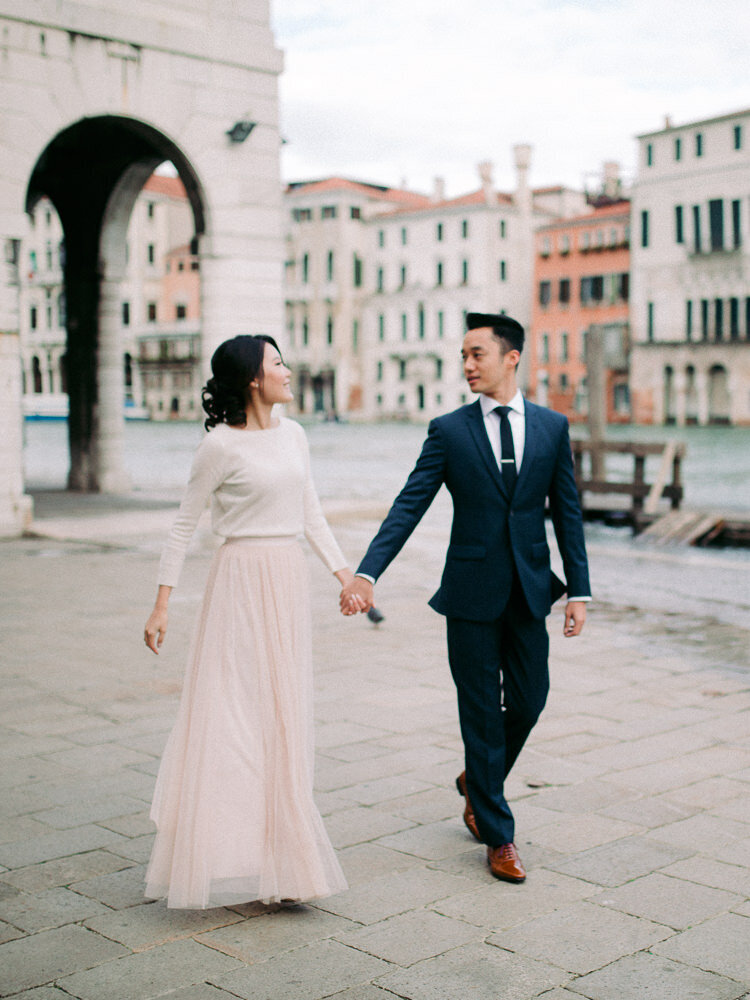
[{"xmin": 201, "ymin": 335, "xmax": 282, "ymax": 430}]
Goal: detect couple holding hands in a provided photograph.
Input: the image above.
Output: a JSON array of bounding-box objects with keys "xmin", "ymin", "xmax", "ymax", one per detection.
[{"xmin": 143, "ymin": 312, "xmax": 590, "ymax": 909}]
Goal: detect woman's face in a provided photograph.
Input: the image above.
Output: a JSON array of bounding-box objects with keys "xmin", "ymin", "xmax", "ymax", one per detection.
[{"xmin": 256, "ymin": 343, "xmax": 293, "ymax": 404}]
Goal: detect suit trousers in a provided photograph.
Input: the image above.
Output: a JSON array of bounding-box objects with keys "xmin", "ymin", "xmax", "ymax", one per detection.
[{"xmin": 446, "ymin": 576, "xmax": 550, "ymax": 847}]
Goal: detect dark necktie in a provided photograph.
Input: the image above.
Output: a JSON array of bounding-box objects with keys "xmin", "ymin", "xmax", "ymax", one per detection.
[{"xmin": 495, "ymin": 405, "xmax": 517, "ymax": 493}]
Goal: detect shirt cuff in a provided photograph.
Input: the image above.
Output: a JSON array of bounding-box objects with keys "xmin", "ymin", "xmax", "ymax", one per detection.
[
  {"xmin": 356, "ymin": 573, "xmax": 376, "ymax": 585},
  {"xmin": 567, "ymin": 596, "xmax": 591, "ymax": 602}
]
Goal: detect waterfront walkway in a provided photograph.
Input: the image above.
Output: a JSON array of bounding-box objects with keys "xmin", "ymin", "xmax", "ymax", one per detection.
[{"xmin": 2, "ymin": 494, "xmax": 750, "ymax": 999}]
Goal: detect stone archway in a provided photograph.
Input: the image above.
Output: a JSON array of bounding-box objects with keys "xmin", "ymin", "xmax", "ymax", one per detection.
[
  {"xmin": 26, "ymin": 115, "xmax": 207, "ymax": 490},
  {"xmin": 0, "ymin": 5, "xmax": 284, "ymax": 532}
]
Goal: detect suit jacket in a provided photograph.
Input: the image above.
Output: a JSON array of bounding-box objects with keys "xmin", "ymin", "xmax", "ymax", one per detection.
[{"xmin": 357, "ymin": 398, "xmax": 591, "ymax": 622}]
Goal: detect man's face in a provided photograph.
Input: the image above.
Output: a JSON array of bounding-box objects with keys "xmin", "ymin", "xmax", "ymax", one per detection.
[{"xmin": 461, "ymin": 327, "xmax": 517, "ymax": 396}]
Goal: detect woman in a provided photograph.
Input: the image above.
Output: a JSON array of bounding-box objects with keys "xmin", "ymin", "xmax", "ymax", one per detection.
[{"xmin": 143, "ymin": 334, "xmax": 363, "ymax": 909}]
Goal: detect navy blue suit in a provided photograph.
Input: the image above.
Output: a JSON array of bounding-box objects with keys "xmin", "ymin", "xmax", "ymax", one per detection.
[{"xmin": 357, "ymin": 398, "xmax": 590, "ymax": 846}]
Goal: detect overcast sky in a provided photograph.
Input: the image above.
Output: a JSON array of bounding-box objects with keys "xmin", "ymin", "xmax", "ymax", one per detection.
[{"xmin": 271, "ymin": 0, "xmax": 749, "ymax": 198}]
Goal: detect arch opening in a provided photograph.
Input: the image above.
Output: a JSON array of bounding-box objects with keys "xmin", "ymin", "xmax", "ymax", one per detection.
[{"xmin": 24, "ymin": 115, "xmax": 206, "ymax": 491}]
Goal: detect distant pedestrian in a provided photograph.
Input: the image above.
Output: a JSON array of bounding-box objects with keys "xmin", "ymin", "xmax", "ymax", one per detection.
[{"xmin": 143, "ymin": 334, "xmax": 363, "ymax": 908}]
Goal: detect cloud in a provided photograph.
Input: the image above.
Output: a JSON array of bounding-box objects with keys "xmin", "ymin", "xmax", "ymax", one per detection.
[{"xmin": 273, "ymin": 0, "xmax": 750, "ymax": 191}]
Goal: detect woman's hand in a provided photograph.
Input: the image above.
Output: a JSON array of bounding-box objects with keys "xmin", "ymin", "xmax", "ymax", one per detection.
[
  {"xmin": 144, "ymin": 586, "xmax": 172, "ymax": 654},
  {"xmin": 335, "ymin": 568, "xmax": 373, "ymax": 616}
]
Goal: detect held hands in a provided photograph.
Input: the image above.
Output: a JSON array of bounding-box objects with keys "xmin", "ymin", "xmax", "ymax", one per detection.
[
  {"xmin": 563, "ymin": 600, "xmax": 586, "ymax": 637},
  {"xmin": 339, "ymin": 576, "xmax": 374, "ymax": 616}
]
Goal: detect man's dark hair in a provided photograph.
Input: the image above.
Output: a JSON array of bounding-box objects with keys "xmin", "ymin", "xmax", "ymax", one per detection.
[{"xmin": 466, "ymin": 312, "xmax": 524, "ymax": 354}]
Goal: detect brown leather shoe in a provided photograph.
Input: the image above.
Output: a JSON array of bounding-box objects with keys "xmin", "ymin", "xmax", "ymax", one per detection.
[
  {"xmin": 487, "ymin": 843, "xmax": 526, "ymax": 883},
  {"xmin": 455, "ymin": 771, "xmax": 480, "ymax": 841}
]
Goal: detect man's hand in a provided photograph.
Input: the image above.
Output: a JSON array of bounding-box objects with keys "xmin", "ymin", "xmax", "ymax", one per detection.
[
  {"xmin": 563, "ymin": 600, "xmax": 586, "ymax": 637},
  {"xmin": 340, "ymin": 576, "xmax": 374, "ymax": 616}
]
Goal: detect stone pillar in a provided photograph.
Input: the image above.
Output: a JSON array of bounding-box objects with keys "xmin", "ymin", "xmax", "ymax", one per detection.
[
  {"xmin": 695, "ymin": 368, "xmax": 709, "ymax": 426},
  {"xmin": 94, "ymin": 276, "xmax": 131, "ymax": 493},
  {"xmin": 0, "ymin": 333, "xmax": 33, "ymax": 536},
  {"xmin": 673, "ymin": 368, "xmax": 687, "ymax": 426}
]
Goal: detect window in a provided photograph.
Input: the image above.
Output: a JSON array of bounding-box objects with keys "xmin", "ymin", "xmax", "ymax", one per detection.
[
  {"xmin": 539, "ymin": 280, "xmax": 551, "ymax": 307},
  {"xmin": 700, "ymin": 299, "xmax": 709, "ymax": 339},
  {"xmin": 714, "ymin": 299, "xmax": 724, "ymax": 340},
  {"xmin": 640, "ymin": 210, "xmax": 649, "ymax": 248},
  {"xmin": 709, "ymin": 199, "xmax": 724, "ymax": 252},
  {"xmin": 692, "ymin": 205, "xmax": 702, "ymax": 253},
  {"xmin": 436, "ymin": 261, "xmax": 443, "ymax": 286},
  {"xmin": 437, "ymin": 311, "xmax": 444, "ymax": 339},
  {"xmin": 618, "ymin": 273, "xmax": 630, "ymax": 301},
  {"xmin": 45, "ymin": 241, "xmax": 53, "ymax": 270},
  {"xmin": 560, "ymin": 234, "xmax": 569, "ymax": 255},
  {"xmin": 436, "ymin": 358, "xmax": 443, "ymax": 380},
  {"xmin": 399, "ymin": 360, "xmax": 406, "ymax": 380},
  {"xmin": 646, "ymin": 143, "xmax": 653, "ymax": 166},
  {"xmin": 686, "ymin": 300, "xmax": 693, "ymax": 340},
  {"xmin": 559, "ymin": 373, "xmax": 569, "ymax": 392},
  {"xmin": 734, "ymin": 124, "xmax": 742, "ymax": 150},
  {"xmin": 647, "ymin": 302, "xmax": 654, "ymax": 341},
  {"xmin": 30, "ymin": 305, "xmax": 37, "ymax": 330},
  {"xmin": 499, "ymin": 260, "xmax": 507, "ymax": 281},
  {"xmin": 732, "ymin": 199, "xmax": 742, "ymax": 248},
  {"xmin": 147, "ymin": 243, "xmax": 155, "ymax": 265},
  {"xmin": 147, "ymin": 201, "xmax": 155, "ymax": 219},
  {"xmin": 177, "ymin": 260, "xmax": 185, "ymax": 272},
  {"xmin": 674, "ymin": 136, "xmax": 682, "ymax": 161},
  {"xmin": 560, "ymin": 332, "xmax": 569, "ymax": 362},
  {"xmin": 580, "ymin": 231, "xmax": 590, "ymax": 251},
  {"xmin": 730, "ymin": 297, "xmax": 739, "ymax": 339},
  {"xmin": 302, "ymin": 317, "xmax": 309, "ymax": 346},
  {"xmin": 461, "ymin": 259, "xmax": 469, "ymax": 285},
  {"xmin": 322, "ymin": 205, "xmax": 337, "ymax": 219},
  {"xmin": 461, "ymin": 219, "xmax": 469, "ymax": 239},
  {"xmin": 302, "ymin": 253, "xmax": 309, "ymax": 283},
  {"xmin": 353, "ymin": 254, "xmax": 362, "ymax": 288},
  {"xmin": 541, "ymin": 236, "xmax": 551, "ymax": 257},
  {"xmin": 500, "ymin": 220, "xmax": 507, "ymax": 238},
  {"xmin": 436, "ymin": 222, "xmax": 443, "ymax": 241},
  {"xmin": 541, "ymin": 333, "xmax": 549, "ymax": 363},
  {"xmin": 378, "ymin": 314, "xmax": 385, "ymax": 341},
  {"xmin": 58, "ymin": 292, "xmax": 66, "ymax": 328},
  {"xmin": 399, "ymin": 264, "xmax": 407, "ymax": 288},
  {"xmin": 326, "ymin": 250, "xmax": 334, "ymax": 281},
  {"xmin": 401, "ymin": 313, "xmax": 407, "ymax": 340},
  {"xmin": 292, "ymin": 208, "xmax": 312, "ymax": 222},
  {"xmin": 559, "ymin": 278, "xmax": 570, "ymax": 304},
  {"xmin": 378, "ymin": 229, "xmax": 385, "ymax": 248},
  {"xmin": 695, "ymin": 132, "xmax": 703, "ymax": 157},
  {"xmin": 400, "ymin": 227, "xmax": 407, "ymax": 246},
  {"xmin": 176, "ymin": 303, "xmax": 187, "ymax": 320},
  {"xmin": 121, "ymin": 302, "xmax": 130, "ymax": 327},
  {"xmin": 418, "ymin": 302, "xmax": 425, "ymax": 340},
  {"xmin": 675, "ymin": 205, "xmax": 684, "ymax": 244},
  {"xmin": 147, "ymin": 302, "xmax": 157, "ymax": 322},
  {"xmin": 580, "ymin": 276, "xmax": 604, "ymax": 304},
  {"xmin": 377, "ymin": 267, "xmax": 384, "ymax": 292},
  {"xmin": 352, "ymin": 320, "xmax": 359, "ymax": 350},
  {"xmin": 350, "ymin": 206, "xmax": 361, "ymax": 219},
  {"xmin": 191, "ymin": 260, "xmax": 200, "ymax": 271},
  {"xmin": 326, "ymin": 316, "xmax": 333, "ymax": 345},
  {"xmin": 376, "ymin": 361, "xmax": 383, "ymax": 381}
]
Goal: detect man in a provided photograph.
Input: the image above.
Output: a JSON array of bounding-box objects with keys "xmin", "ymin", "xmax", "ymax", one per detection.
[{"xmin": 341, "ymin": 312, "xmax": 590, "ymax": 883}]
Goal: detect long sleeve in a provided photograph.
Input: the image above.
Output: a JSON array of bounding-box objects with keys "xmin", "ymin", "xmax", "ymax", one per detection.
[
  {"xmin": 299, "ymin": 429, "xmax": 347, "ymax": 573},
  {"xmin": 548, "ymin": 419, "xmax": 591, "ymax": 599},
  {"xmin": 158, "ymin": 432, "xmax": 225, "ymax": 588}
]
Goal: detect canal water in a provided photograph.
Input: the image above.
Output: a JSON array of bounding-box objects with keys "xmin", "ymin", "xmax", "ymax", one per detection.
[{"xmin": 21, "ymin": 418, "xmax": 750, "ymax": 635}]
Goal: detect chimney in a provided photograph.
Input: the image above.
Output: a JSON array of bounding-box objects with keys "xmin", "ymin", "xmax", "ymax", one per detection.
[
  {"xmin": 513, "ymin": 143, "xmax": 532, "ymax": 214},
  {"xmin": 477, "ymin": 160, "xmax": 494, "ymax": 204},
  {"xmin": 432, "ymin": 176, "xmax": 445, "ymax": 203},
  {"xmin": 602, "ymin": 161, "xmax": 621, "ymax": 200}
]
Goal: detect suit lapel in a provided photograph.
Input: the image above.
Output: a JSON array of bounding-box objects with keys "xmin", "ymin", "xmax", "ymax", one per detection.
[
  {"xmin": 465, "ymin": 400, "xmax": 509, "ymax": 499},
  {"xmin": 515, "ymin": 400, "xmax": 538, "ymax": 497}
]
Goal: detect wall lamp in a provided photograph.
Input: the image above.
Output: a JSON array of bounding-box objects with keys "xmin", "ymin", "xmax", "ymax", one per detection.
[{"xmin": 226, "ymin": 120, "xmax": 257, "ymax": 143}]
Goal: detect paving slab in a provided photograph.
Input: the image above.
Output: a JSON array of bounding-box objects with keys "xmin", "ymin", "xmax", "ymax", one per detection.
[
  {"xmin": 652, "ymin": 912, "xmax": 750, "ymax": 982},
  {"xmin": 488, "ymin": 900, "xmax": 673, "ymax": 975},
  {"xmin": 374, "ymin": 940, "xmax": 569, "ymax": 1000},
  {"xmin": 56, "ymin": 938, "xmax": 243, "ymax": 1000},
  {"xmin": 566, "ymin": 952, "xmax": 747, "ymax": 1000},
  {"xmin": 0, "ymin": 924, "xmax": 129, "ymax": 995},
  {"xmin": 83, "ymin": 900, "xmax": 244, "ymax": 951},
  {"xmin": 212, "ymin": 939, "xmax": 394, "ymax": 1000},
  {"xmin": 335, "ymin": 907, "xmax": 483, "ymax": 966},
  {"xmin": 591, "ymin": 872, "xmax": 743, "ymax": 929}
]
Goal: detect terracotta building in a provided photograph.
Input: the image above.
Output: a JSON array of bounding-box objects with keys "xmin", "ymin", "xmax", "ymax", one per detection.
[{"xmin": 528, "ymin": 198, "xmax": 631, "ymax": 423}]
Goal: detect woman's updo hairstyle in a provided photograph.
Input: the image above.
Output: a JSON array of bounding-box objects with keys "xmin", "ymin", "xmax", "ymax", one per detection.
[{"xmin": 202, "ymin": 334, "xmax": 282, "ymax": 430}]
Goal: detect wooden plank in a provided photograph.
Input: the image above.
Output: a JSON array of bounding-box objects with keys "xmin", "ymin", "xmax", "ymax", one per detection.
[{"xmin": 644, "ymin": 441, "xmax": 678, "ymax": 515}]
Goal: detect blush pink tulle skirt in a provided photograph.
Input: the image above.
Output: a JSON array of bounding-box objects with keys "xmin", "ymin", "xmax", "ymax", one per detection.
[{"xmin": 145, "ymin": 537, "xmax": 347, "ymax": 909}]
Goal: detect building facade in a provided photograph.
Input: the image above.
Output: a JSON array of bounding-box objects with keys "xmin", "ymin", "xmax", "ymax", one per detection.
[
  {"xmin": 630, "ymin": 109, "xmax": 750, "ymax": 425},
  {"xmin": 284, "ymin": 148, "xmax": 588, "ymax": 422},
  {"xmin": 528, "ymin": 198, "xmax": 631, "ymax": 423}
]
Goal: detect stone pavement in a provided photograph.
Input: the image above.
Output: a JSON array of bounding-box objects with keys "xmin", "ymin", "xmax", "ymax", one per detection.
[{"xmin": 2, "ymin": 494, "xmax": 750, "ymax": 999}]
